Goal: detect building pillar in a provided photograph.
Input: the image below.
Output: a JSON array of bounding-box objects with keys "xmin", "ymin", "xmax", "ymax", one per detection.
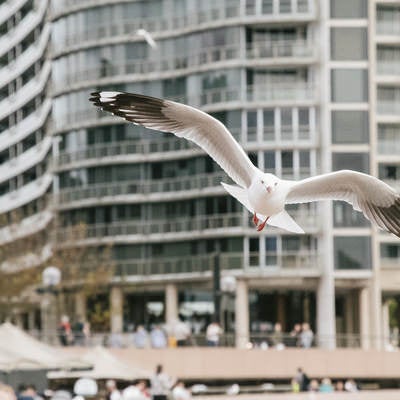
[
  {"xmin": 110, "ymin": 286, "xmax": 123, "ymax": 333},
  {"xmin": 359, "ymin": 286, "xmax": 370, "ymax": 350},
  {"xmin": 235, "ymin": 279, "xmax": 249, "ymax": 348},
  {"xmin": 28, "ymin": 310, "xmax": 36, "ymax": 331},
  {"xmin": 165, "ymin": 283, "xmax": 178, "ymax": 326},
  {"xmin": 382, "ymin": 300, "xmax": 390, "ymax": 350},
  {"xmin": 75, "ymin": 291, "xmax": 87, "ymax": 320}
]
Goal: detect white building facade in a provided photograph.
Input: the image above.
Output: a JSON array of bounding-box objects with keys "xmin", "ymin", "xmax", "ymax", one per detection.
[{"xmin": 1, "ymin": 0, "xmax": 400, "ymax": 348}]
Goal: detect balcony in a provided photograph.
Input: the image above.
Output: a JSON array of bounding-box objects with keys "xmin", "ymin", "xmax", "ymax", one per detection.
[
  {"xmin": 57, "ymin": 212, "xmax": 245, "ymax": 243},
  {"xmin": 378, "ymin": 139, "xmax": 400, "ymax": 155},
  {"xmin": 376, "ymin": 20, "xmax": 400, "ymax": 38},
  {"xmin": 57, "ymin": 138, "xmax": 197, "ymax": 168},
  {"xmin": 249, "ymin": 250, "xmax": 320, "ymax": 270},
  {"xmin": 53, "ymin": 83, "xmax": 316, "ymax": 132},
  {"xmin": 57, "ymin": 171, "xmax": 227, "ymax": 206},
  {"xmin": 52, "ymin": 0, "xmax": 316, "ymax": 52},
  {"xmin": 54, "ymin": 39, "xmax": 316, "ymax": 94},
  {"xmin": 377, "ymin": 60, "xmax": 400, "ymax": 77}
]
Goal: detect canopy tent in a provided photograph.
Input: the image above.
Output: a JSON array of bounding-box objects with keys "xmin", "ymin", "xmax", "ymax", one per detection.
[
  {"xmin": 0, "ymin": 322, "xmax": 89, "ymax": 370},
  {"xmin": 48, "ymin": 346, "xmax": 151, "ymax": 381}
]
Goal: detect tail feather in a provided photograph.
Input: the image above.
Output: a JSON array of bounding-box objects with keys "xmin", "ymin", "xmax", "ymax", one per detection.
[{"xmin": 268, "ymin": 210, "xmax": 305, "ymax": 234}]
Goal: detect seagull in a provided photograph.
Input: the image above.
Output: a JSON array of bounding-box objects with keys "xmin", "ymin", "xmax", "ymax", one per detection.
[
  {"xmin": 136, "ymin": 29, "xmax": 157, "ymax": 49},
  {"xmin": 89, "ymin": 91, "xmax": 400, "ymax": 237}
]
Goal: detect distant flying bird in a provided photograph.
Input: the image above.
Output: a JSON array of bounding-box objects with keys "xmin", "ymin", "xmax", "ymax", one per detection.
[
  {"xmin": 136, "ymin": 29, "xmax": 157, "ymax": 49},
  {"xmin": 89, "ymin": 91, "xmax": 400, "ymax": 237}
]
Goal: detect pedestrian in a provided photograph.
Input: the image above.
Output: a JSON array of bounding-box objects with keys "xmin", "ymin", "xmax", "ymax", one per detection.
[
  {"xmin": 206, "ymin": 321, "xmax": 223, "ymax": 347},
  {"xmin": 133, "ymin": 325, "xmax": 149, "ymax": 349},
  {"xmin": 270, "ymin": 322, "xmax": 285, "ymax": 349},
  {"xmin": 58, "ymin": 315, "xmax": 73, "ymax": 346},
  {"xmin": 295, "ymin": 367, "xmax": 310, "ymax": 392},
  {"xmin": 171, "ymin": 381, "xmax": 191, "ymax": 400},
  {"xmin": 172, "ymin": 319, "xmax": 191, "ymax": 347},
  {"xmin": 150, "ymin": 325, "xmax": 167, "ymax": 349},
  {"xmin": 299, "ymin": 322, "xmax": 314, "ymax": 348},
  {"xmin": 150, "ymin": 364, "xmax": 175, "ymax": 400},
  {"xmin": 288, "ymin": 323, "xmax": 301, "ymax": 347},
  {"xmin": 106, "ymin": 379, "xmax": 122, "ymax": 400}
]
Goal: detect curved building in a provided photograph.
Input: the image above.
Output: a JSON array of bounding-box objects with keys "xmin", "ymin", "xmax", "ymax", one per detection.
[
  {"xmin": 0, "ymin": 0, "xmax": 52, "ymax": 276},
  {"xmin": 2, "ymin": 0, "xmax": 400, "ymax": 349}
]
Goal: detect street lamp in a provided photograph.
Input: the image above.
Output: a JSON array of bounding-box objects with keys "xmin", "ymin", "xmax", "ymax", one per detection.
[{"xmin": 40, "ymin": 266, "xmax": 61, "ymax": 344}]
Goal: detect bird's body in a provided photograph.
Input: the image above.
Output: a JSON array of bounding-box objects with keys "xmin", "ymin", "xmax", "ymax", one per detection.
[{"xmin": 90, "ymin": 91, "xmax": 400, "ymax": 238}]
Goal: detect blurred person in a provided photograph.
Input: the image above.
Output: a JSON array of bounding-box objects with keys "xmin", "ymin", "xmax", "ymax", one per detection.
[
  {"xmin": 336, "ymin": 381, "xmax": 345, "ymax": 391},
  {"xmin": 106, "ymin": 379, "xmax": 122, "ymax": 400},
  {"xmin": 288, "ymin": 323, "xmax": 301, "ymax": 347},
  {"xmin": 270, "ymin": 322, "xmax": 285, "ymax": 349},
  {"xmin": 133, "ymin": 325, "xmax": 149, "ymax": 348},
  {"xmin": 58, "ymin": 315, "xmax": 73, "ymax": 346},
  {"xmin": 319, "ymin": 378, "xmax": 334, "ymax": 393},
  {"xmin": 122, "ymin": 381, "xmax": 149, "ymax": 400},
  {"xmin": 172, "ymin": 381, "xmax": 191, "ymax": 400},
  {"xmin": 109, "ymin": 332, "xmax": 124, "ymax": 348},
  {"xmin": 206, "ymin": 321, "xmax": 223, "ymax": 347},
  {"xmin": 150, "ymin": 364, "xmax": 175, "ymax": 400},
  {"xmin": 136, "ymin": 381, "xmax": 150, "ymax": 398},
  {"xmin": 173, "ymin": 318, "xmax": 191, "ymax": 347},
  {"xmin": 295, "ymin": 367, "xmax": 310, "ymax": 392},
  {"xmin": 150, "ymin": 325, "xmax": 168, "ymax": 349},
  {"xmin": 344, "ymin": 379, "xmax": 359, "ymax": 392},
  {"xmin": 72, "ymin": 316, "xmax": 85, "ymax": 346},
  {"xmin": 0, "ymin": 383, "xmax": 16, "ymax": 400},
  {"xmin": 291, "ymin": 378, "xmax": 300, "ymax": 393},
  {"xmin": 308, "ymin": 379, "xmax": 319, "ymax": 392},
  {"xmin": 299, "ymin": 322, "xmax": 314, "ymax": 348}
]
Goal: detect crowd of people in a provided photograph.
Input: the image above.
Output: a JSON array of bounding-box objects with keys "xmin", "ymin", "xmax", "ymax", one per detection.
[{"xmin": 293, "ymin": 367, "xmax": 360, "ymax": 394}]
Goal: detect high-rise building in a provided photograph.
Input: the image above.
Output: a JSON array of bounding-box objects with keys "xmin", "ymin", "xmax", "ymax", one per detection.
[
  {"xmin": 1, "ymin": 0, "xmax": 400, "ymax": 349},
  {"xmin": 0, "ymin": 0, "xmax": 52, "ymax": 282}
]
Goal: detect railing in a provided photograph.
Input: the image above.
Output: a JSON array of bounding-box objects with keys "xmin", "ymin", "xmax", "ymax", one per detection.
[
  {"xmin": 57, "ymin": 171, "xmax": 227, "ymax": 205},
  {"xmin": 116, "ymin": 252, "xmax": 243, "ymax": 276},
  {"xmin": 248, "ymin": 251, "xmax": 320, "ymax": 269},
  {"xmin": 377, "ymin": 60, "xmax": 400, "ymax": 76},
  {"xmin": 376, "ymin": 20, "xmax": 400, "ymax": 36},
  {"xmin": 57, "ymin": 212, "xmax": 244, "ymax": 241},
  {"xmin": 54, "ymin": 39, "xmax": 315, "ymax": 93},
  {"xmin": 54, "ymin": 84, "xmax": 316, "ymax": 132},
  {"xmin": 58, "ymin": 138, "xmax": 197, "ymax": 167},
  {"xmin": 52, "ymin": 0, "xmax": 315, "ymax": 51},
  {"xmin": 378, "ymin": 139, "xmax": 400, "ymax": 155},
  {"xmin": 28, "ymin": 329, "xmax": 399, "ymax": 350},
  {"xmin": 377, "ymin": 101, "xmax": 400, "ymax": 116}
]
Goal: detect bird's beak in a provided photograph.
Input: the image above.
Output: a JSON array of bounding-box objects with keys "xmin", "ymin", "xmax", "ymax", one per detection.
[{"xmin": 266, "ymin": 186, "xmax": 272, "ymax": 194}]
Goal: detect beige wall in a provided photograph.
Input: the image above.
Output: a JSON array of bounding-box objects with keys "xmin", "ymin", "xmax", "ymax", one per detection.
[{"xmin": 100, "ymin": 348, "xmax": 400, "ymax": 380}]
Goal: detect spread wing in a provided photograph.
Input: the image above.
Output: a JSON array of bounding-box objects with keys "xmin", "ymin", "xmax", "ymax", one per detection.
[
  {"xmin": 285, "ymin": 170, "xmax": 400, "ymax": 238},
  {"xmin": 89, "ymin": 91, "xmax": 258, "ymax": 188}
]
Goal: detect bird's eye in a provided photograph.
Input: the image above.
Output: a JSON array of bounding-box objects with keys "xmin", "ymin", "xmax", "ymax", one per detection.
[
  {"xmin": 261, "ymin": 180, "xmax": 264, "ymax": 184},
  {"xmin": 274, "ymin": 182, "xmax": 278, "ymax": 186}
]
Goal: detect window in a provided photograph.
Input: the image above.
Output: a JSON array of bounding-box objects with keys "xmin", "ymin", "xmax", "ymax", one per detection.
[
  {"xmin": 299, "ymin": 151, "xmax": 310, "ymax": 177},
  {"xmin": 263, "ymin": 109, "xmax": 274, "ymax": 140},
  {"xmin": 249, "ymin": 237, "xmax": 259, "ymax": 266},
  {"xmin": 265, "ymin": 237, "xmax": 277, "ymax": 265},
  {"xmin": 281, "ymin": 108, "xmax": 293, "ymax": 140},
  {"xmin": 332, "ymin": 153, "xmax": 369, "ymax": 173},
  {"xmin": 333, "ymin": 202, "xmax": 369, "ymax": 227},
  {"xmin": 381, "ymin": 243, "xmax": 400, "ymax": 259},
  {"xmin": 281, "ymin": 151, "xmax": 293, "ymax": 177},
  {"xmin": 332, "ymin": 111, "xmax": 369, "ymax": 143},
  {"xmin": 331, "ymin": 28, "xmax": 367, "ymax": 60},
  {"xmin": 264, "ymin": 151, "xmax": 275, "ymax": 173},
  {"xmin": 330, "ymin": 0, "xmax": 367, "ymax": 18},
  {"xmin": 334, "ymin": 236, "xmax": 371, "ymax": 269},
  {"xmin": 247, "ymin": 110, "xmax": 257, "ymax": 142},
  {"xmin": 332, "ymin": 69, "xmax": 368, "ymax": 102}
]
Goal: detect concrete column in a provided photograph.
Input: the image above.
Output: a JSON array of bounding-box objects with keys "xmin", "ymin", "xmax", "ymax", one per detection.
[
  {"xmin": 28, "ymin": 310, "xmax": 36, "ymax": 331},
  {"xmin": 110, "ymin": 286, "xmax": 123, "ymax": 333},
  {"xmin": 382, "ymin": 300, "xmax": 390, "ymax": 350},
  {"xmin": 359, "ymin": 287, "xmax": 370, "ymax": 350},
  {"xmin": 370, "ymin": 276, "xmax": 383, "ymax": 350},
  {"xmin": 75, "ymin": 291, "xmax": 87, "ymax": 320},
  {"xmin": 235, "ymin": 279, "xmax": 249, "ymax": 348},
  {"xmin": 165, "ymin": 283, "xmax": 178, "ymax": 326}
]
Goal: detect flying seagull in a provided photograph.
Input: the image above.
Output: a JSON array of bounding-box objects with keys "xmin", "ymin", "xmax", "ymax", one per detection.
[
  {"xmin": 89, "ymin": 91, "xmax": 400, "ymax": 237},
  {"xmin": 136, "ymin": 29, "xmax": 157, "ymax": 49}
]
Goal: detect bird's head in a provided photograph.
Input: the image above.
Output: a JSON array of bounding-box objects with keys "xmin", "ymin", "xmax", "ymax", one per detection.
[{"xmin": 250, "ymin": 173, "xmax": 279, "ymax": 196}]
